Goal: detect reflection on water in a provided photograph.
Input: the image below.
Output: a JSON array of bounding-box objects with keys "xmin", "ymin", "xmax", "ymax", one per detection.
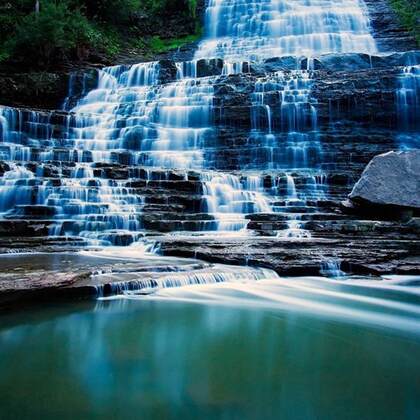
[{"xmin": 0, "ymin": 278, "xmax": 420, "ymax": 419}]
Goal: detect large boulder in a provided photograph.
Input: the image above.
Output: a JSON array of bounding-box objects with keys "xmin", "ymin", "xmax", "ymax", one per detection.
[{"xmin": 348, "ymin": 150, "xmax": 420, "ymax": 211}]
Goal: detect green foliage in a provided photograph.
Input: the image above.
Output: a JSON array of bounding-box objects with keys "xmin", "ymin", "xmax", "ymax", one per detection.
[
  {"xmin": 389, "ymin": 0, "xmax": 420, "ymax": 44},
  {"xmin": 74, "ymin": 0, "xmax": 140, "ymax": 25},
  {"xmin": 0, "ymin": 50, "xmax": 10, "ymax": 63},
  {"xmin": 139, "ymin": 0, "xmax": 191, "ymax": 15},
  {"xmin": 149, "ymin": 29, "xmax": 203, "ymax": 54},
  {"xmin": 97, "ymin": 28, "xmax": 124, "ymax": 58},
  {"xmin": 188, "ymin": 0, "xmax": 197, "ymax": 18},
  {"xmin": 8, "ymin": 1, "xmax": 97, "ymax": 66},
  {"xmin": 0, "ymin": 0, "xmax": 201, "ymax": 69}
]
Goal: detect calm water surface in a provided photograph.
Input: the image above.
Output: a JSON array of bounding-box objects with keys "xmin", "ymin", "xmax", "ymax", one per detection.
[{"xmin": 0, "ymin": 277, "xmax": 419, "ymax": 420}]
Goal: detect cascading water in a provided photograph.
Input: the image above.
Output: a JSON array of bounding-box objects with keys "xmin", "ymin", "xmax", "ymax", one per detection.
[
  {"xmin": 196, "ymin": 0, "xmax": 377, "ymax": 63},
  {"xmin": 3, "ymin": 11, "xmax": 420, "ymax": 414},
  {"xmin": 250, "ymin": 70, "xmax": 320, "ymax": 169},
  {"xmin": 93, "ymin": 264, "xmax": 277, "ymax": 296},
  {"xmin": 0, "ymin": 0, "xmax": 380, "ymax": 247},
  {"xmin": 201, "ymin": 172, "xmax": 272, "ymax": 232},
  {"xmin": 72, "ymin": 62, "xmax": 214, "ymax": 169},
  {"xmin": 397, "ymin": 65, "xmax": 420, "ymax": 129},
  {"xmin": 396, "ymin": 65, "xmax": 420, "ymax": 150},
  {"xmin": 249, "ymin": 68, "xmax": 327, "ymax": 237},
  {"xmin": 195, "ymin": 0, "xmax": 377, "ymax": 236},
  {"xmin": 320, "ymin": 259, "xmax": 346, "ymax": 278}
]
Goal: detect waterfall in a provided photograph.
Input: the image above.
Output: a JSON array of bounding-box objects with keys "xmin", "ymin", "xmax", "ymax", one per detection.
[
  {"xmin": 0, "ymin": 0, "xmax": 386, "ymax": 244},
  {"xmin": 250, "ymin": 70, "xmax": 320, "ymax": 169},
  {"xmin": 395, "ymin": 65, "xmax": 420, "ymax": 151},
  {"xmin": 70, "ymin": 63, "xmax": 214, "ymax": 169},
  {"xmin": 196, "ymin": 0, "xmax": 377, "ymax": 63},
  {"xmin": 93, "ymin": 264, "xmax": 278, "ymax": 296},
  {"xmin": 201, "ymin": 172, "xmax": 272, "ymax": 232},
  {"xmin": 397, "ymin": 65, "xmax": 420, "ymax": 130},
  {"xmin": 320, "ymin": 259, "xmax": 346, "ymax": 278},
  {"xmin": 250, "ymin": 69, "xmax": 327, "ymax": 237}
]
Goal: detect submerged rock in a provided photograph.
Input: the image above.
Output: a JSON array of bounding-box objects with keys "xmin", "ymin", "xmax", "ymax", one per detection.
[{"xmin": 349, "ymin": 150, "xmax": 420, "ymax": 213}]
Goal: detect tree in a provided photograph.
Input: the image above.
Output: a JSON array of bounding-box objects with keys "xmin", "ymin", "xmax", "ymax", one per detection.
[{"xmin": 9, "ymin": 1, "xmax": 97, "ymax": 67}]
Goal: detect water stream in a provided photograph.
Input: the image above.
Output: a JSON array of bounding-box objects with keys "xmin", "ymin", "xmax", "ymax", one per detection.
[{"xmin": 0, "ymin": 274, "xmax": 419, "ymax": 419}]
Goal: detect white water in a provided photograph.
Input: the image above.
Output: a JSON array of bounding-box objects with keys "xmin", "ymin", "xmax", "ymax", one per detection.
[
  {"xmin": 201, "ymin": 172, "xmax": 272, "ymax": 232},
  {"xmin": 71, "ymin": 65, "xmax": 214, "ymax": 169},
  {"xmin": 123, "ymin": 274, "xmax": 420, "ymax": 335},
  {"xmin": 95, "ymin": 264, "xmax": 277, "ymax": 296},
  {"xmin": 397, "ymin": 65, "xmax": 420, "ymax": 130},
  {"xmin": 85, "ymin": 246, "xmax": 420, "ymax": 336},
  {"xmin": 0, "ymin": 0, "xmax": 410, "ymax": 245},
  {"xmin": 196, "ymin": 0, "xmax": 377, "ymax": 63}
]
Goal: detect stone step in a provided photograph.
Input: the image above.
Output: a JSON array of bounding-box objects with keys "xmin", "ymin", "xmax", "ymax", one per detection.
[
  {"xmin": 246, "ymin": 212, "xmax": 345, "ymax": 222},
  {"xmin": 141, "ymin": 214, "xmax": 217, "ymax": 232},
  {"xmin": 0, "ymin": 220, "xmax": 55, "ymax": 236},
  {"xmin": 4, "ymin": 205, "xmax": 58, "ymax": 219}
]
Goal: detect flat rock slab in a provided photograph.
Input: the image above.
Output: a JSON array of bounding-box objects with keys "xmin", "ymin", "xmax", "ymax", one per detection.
[
  {"xmin": 0, "ymin": 252, "xmax": 208, "ymax": 308},
  {"xmin": 0, "ymin": 271, "xmax": 89, "ymax": 294},
  {"xmin": 156, "ymin": 234, "xmax": 420, "ymax": 276},
  {"xmin": 349, "ymin": 150, "xmax": 420, "ymax": 209}
]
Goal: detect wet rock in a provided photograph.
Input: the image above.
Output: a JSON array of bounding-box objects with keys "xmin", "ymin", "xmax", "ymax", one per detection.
[
  {"xmin": 158, "ymin": 234, "xmax": 420, "ymax": 276},
  {"xmin": 312, "ymin": 67, "xmax": 400, "ymax": 127},
  {"xmin": 262, "ymin": 56, "xmax": 301, "ymax": 72},
  {"xmin": 364, "ymin": 0, "xmax": 418, "ymax": 52},
  {"xmin": 0, "ymin": 269, "xmax": 91, "ymax": 308},
  {"xmin": 61, "ymin": 70, "xmax": 98, "ymax": 109},
  {"xmin": 0, "ymin": 162, "xmax": 10, "ymax": 176},
  {"xmin": 0, "ymin": 252, "xmax": 214, "ymax": 308},
  {"xmin": 158, "ymin": 59, "xmax": 178, "ymax": 84},
  {"xmin": 0, "ymin": 236, "xmax": 88, "ymax": 254},
  {"xmin": 0, "ymin": 220, "xmax": 54, "ymax": 236},
  {"xmin": 349, "ymin": 150, "xmax": 420, "ymax": 213},
  {"xmin": 0, "ymin": 72, "xmax": 70, "ymax": 110},
  {"xmin": 260, "ymin": 52, "xmax": 420, "ymax": 74},
  {"xmin": 196, "ymin": 58, "xmax": 224, "ymax": 77},
  {"xmin": 5, "ymin": 206, "xmax": 57, "ymax": 219},
  {"xmin": 309, "ymin": 53, "xmax": 373, "ymax": 71}
]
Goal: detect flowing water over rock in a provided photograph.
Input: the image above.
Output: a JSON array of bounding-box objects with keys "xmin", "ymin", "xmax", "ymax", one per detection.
[
  {"xmin": 396, "ymin": 65, "xmax": 420, "ymax": 150},
  {"xmin": 0, "ymin": 0, "xmax": 419, "ymax": 274},
  {"xmin": 196, "ymin": 0, "xmax": 377, "ymax": 61},
  {"xmin": 397, "ymin": 65, "xmax": 420, "ymax": 129}
]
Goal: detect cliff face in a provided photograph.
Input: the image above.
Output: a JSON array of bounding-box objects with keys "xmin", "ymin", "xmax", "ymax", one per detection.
[{"xmin": 364, "ymin": 0, "xmax": 418, "ymax": 52}]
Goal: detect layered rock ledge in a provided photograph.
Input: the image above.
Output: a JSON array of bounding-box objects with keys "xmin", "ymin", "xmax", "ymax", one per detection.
[{"xmin": 0, "ymin": 253, "xmax": 215, "ymax": 309}]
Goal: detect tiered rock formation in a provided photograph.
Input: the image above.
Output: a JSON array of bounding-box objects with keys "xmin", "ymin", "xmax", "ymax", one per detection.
[{"xmin": 0, "ymin": 0, "xmax": 419, "ymax": 278}]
